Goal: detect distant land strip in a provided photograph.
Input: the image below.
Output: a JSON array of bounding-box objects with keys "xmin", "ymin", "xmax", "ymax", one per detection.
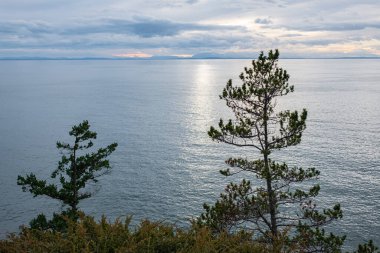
[{"xmin": 1, "ymin": 56, "xmax": 380, "ymax": 60}]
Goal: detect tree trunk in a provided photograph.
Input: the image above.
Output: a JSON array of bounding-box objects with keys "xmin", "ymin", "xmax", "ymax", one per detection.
[
  {"xmin": 264, "ymin": 153, "xmax": 277, "ymax": 235},
  {"xmin": 263, "ymin": 98, "xmax": 277, "ymax": 236},
  {"xmin": 71, "ymin": 145, "xmax": 78, "ymax": 213}
]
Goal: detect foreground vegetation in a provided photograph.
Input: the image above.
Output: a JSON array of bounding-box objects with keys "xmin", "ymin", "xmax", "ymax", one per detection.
[
  {"xmin": 0, "ymin": 214, "xmax": 378, "ymax": 253},
  {"xmin": 0, "ymin": 214, "xmax": 270, "ymax": 253},
  {"xmin": 1, "ymin": 50, "xmax": 378, "ymax": 252}
]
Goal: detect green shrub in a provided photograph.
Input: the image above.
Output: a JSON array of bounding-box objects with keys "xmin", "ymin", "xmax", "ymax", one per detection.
[{"xmin": 0, "ymin": 215, "xmax": 275, "ymax": 253}]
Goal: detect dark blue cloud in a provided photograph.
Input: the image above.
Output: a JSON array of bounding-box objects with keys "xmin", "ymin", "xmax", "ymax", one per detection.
[
  {"xmin": 0, "ymin": 17, "xmax": 245, "ymax": 39},
  {"xmin": 0, "ymin": 32, "xmax": 252, "ymax": 51},
  {"xmin": 63, "ymin": 17, "xmax": 245, "ymax": 37}
]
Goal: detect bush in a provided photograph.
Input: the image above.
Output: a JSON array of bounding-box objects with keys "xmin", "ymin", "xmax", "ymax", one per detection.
[{"xmin": 0, "ymin": 214, "xmax": 280, "ymax": 253}]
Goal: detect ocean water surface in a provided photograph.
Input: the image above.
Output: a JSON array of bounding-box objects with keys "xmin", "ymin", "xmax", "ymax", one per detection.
[{"xmin": 0, "ymin": 59, "xmax": 379, "ymax": 249}]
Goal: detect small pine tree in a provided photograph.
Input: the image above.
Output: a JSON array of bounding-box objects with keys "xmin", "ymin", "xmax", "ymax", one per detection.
[
  {"xmin": 17, "ymin": 120, "xmax": 117, "ymax": 230},
  {"xmin": 199, "ymin": 50, "xmax": 345, "ymax": 251},
  {"xmin": 353, "ymin": 240, "xmax": 379, "ymax": 253}
]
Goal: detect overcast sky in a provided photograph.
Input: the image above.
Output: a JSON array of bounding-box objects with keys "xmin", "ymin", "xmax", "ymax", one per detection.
[{"xmin": 1, "ymin": 0, "xmax": 379, "ymax": 58}]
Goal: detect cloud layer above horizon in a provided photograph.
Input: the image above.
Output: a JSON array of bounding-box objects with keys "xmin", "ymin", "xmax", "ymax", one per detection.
[{"xmin": 1, "ymin": 0, "xmax": 380, "ymax": 58}]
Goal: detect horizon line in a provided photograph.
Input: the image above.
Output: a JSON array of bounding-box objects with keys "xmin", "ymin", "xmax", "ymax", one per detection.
[{"xmin": 1, "ymin": 56, "xmax": 380, "ymax": 60}]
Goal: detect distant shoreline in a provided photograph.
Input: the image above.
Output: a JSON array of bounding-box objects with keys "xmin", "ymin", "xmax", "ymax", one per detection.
[{"xmin": 1, "ymin": 57, "xmax": 380, "ymax": 60}]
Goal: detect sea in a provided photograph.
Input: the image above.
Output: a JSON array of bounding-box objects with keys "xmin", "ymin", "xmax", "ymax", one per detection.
[{"xmin": 0, "ymin": 59, "xmax": 379, "ymax": 249}]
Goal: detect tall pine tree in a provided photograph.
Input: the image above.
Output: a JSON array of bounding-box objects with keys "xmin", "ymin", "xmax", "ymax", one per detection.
[{"xmin": 199, "ymin": 50, "xmax": 345, "ymax": 251}]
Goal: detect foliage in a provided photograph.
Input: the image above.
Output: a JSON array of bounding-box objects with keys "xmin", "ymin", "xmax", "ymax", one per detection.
[
  {"xmin": 352, "ymin": 240, "xmax": 380, "ymax": 253},
  {"xmin": 28, "ymin": 211, "xmax": 74, "ymax": 232},
  {"xmin": 0, "ymin": 214, "xmax": 377, "ymax": 252},
  {"xmin": 198, "ymin": 49, "xmax": 345, "ymax": 251},
  {"xmin": 0, "ymin": 215, "xmax": 273, "ymax": 253},
  {"xmin": 17, "ymin": 120, "xmax": 117, "ymax": 230}
]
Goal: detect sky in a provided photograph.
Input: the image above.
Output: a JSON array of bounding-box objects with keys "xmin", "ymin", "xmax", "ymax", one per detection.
[{"xmin": 0, "ymin": 0, "xmax": 380, "ymax": 58}]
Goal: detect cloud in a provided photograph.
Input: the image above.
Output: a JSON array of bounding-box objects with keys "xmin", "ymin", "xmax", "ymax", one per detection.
[
  {"xmin": 280, "ymin": 22, "xmax": 380, "ymax": 32},
  {"xmin": 0, "ymin": 16, "xmax": 248, "ymax": 54},
  {"xmin": 287, "ymin": 38, "xmax": 341, "ymax": 46},
  {"xmin": 255, "ymin": 18, "xmax": 272, "ymax": 25},
  {"xmin": 0, "ymin": 16, "xmax": 250, "ymax": 58},
  {"xmin": 0, "ymin": 1, "xmax": 380, "ymax": 57},
  {"xmin": 0, "ymin": 17, "xmax": 245, "ymax": 39},
  {"xmin": 0, "ymin": 21, "xmax": 52, "ymax": 35},
  {"xmin": 62, "ymin": 17, "xmax": 245, "ymax": 38}
]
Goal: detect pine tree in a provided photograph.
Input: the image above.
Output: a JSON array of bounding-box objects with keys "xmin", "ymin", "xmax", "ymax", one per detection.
[
  {"xmin": 199, "ymin": 50, "xmax": 345, "ymax": 251},
  {"xmin": 17, "ymin": 120, "xmax": 117, "ymax": 230}
]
